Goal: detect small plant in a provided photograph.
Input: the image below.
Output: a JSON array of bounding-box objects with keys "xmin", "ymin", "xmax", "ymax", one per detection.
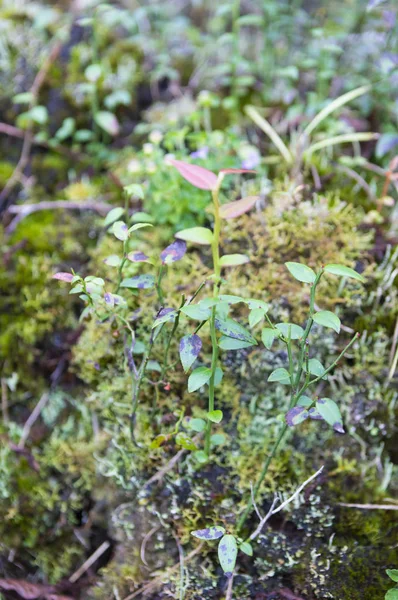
[
  {"xmin": 167, "ymin": 159, "xmax": 258, "ymax": 460},
  {"xmin": 190, "ymin": 260, "xmax": 365, "ymax": 575},
  {"xmin": 386, "ymin": 570, "xmax": 398, "ymax": 600},
  {"xmin": 52, "ymin": 189, "xmax": 188, "ymax": 441}
]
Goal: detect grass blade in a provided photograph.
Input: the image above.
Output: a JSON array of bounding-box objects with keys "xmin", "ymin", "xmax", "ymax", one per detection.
[{"xmin": 245, "ymin": 105, "xmax": 292, "ymax": 164}]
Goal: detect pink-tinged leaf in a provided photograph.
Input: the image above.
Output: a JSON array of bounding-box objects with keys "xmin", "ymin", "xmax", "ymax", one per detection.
[
  {"xmin": 219, "ymin": 195, "xmax": 259, "ymax": 219},
  {"xmin": 52, "ymin": 272, "xmax": 74, "ymax": 282},
  {"xmin": 219, "ymin": 168, "xmax": 256, "ymax": 174},
  {"xmin": 160, "ymin": 240, "xmax": 187, "ymax": 264},
  {"xmin": 169, "ymin": 159, "xmax": 218, "ymax": 190}
]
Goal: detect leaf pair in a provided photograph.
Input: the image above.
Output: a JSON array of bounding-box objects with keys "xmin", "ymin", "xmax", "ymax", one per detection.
[{"xmin": 285, "ymin": 397, "xmax": 344, "ymax": 433}]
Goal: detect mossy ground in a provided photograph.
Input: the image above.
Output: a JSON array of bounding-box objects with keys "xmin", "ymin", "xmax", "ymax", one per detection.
[{"xmin": 0, "ymin": 1, "xmax": 397, "ymax": 599}]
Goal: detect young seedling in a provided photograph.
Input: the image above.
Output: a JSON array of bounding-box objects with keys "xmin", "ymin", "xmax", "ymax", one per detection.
[
  {"xmin": 236, "ymin": 261, "xmax": 365, "ymax": 532},
  {"xmin": 168, "ymin": 159, "xmax": 257, "ymax": 461}
]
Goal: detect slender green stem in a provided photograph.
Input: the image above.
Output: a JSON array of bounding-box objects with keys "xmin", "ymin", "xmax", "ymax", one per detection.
[
  {"xmin": 237, "ymin": 423, "xmax": 288, "ymax": 532},
  {"xmin": 204, "ymin": 183, "xmax": 222, "ymax": 456},
  {"xmin": 115, "ymin": 240, "xmax": 128, "ymax": 294},
  {"xmin": 156, "ymin": 265, "xmax": 165, "ymax": 305}
]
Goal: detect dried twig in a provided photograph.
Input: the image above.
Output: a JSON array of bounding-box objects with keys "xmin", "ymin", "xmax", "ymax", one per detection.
[
  {"xmin": 249, "ymin": 466, "xmax": 324, "ymax": 541},
  {"xmin": 69, "ymin": 541, "xmax": 111, "ymax": 583},
  {"xmin": 338, "ymin": 502, "xmax": 398, "ymax": 510},
  {"xmin": 18, "ymin": 392, "xmax": 50, "ymax": 449},
  {"xmin": 140, "ymin": 526, "xmax": 160, "ymax": 567}
]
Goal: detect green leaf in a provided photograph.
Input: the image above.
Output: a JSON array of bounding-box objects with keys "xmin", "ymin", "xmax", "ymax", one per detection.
[
  {"xmin": 194, "ymin": 450, "xmax": 209, "ymax": 464},
  {"xmin": 285, "ymin": 262, "xmax": 316, "ymax": 284},
  {"xmin": 218, "ymin": 336, "xmax": 254, "ymax": 350},
  {"xmin": 112, "ymin": 220, "xmax": 129, "ymax": 241},
  {"xmin": 218, "ymin": 535, "xmax": 238, "ymax": 576},
  {"xmin": 180, "ymin": 304, "xmax": 211, "ymax": 321},
  {"xmin": 219, "ymin": 254, "xmax": 250, "ymax": 267},
  {"xmin": 103, "ymin": 254, "xmax": 121, "ymax": 267},
  {"xmin": 104, "ymin": 207, "xmax": 124, "ymax": 227},
  {"xmin": 387, "ymin": 571, "xmax": 398, "ymax": 583},
  {"xmin": 129, "ymin": 222, "xmax": 153, "ymax": 232},
  {"xmin": 313, "ymin": 310, "xmax": 341, "ymax": 333},
  {"xmin": 214, "ymin": 367, "xmax": 224, "ymax": 386},
  {"xmin": 188, "ymin": 367, "xmax": 212, "ymax": 392},
  {"xmin": 239, "ymin": 541, "xmax": 253, "ymax": 556},
  {"xmin": 261, "ymin": 328, "xmax": 280, "ymax": 349},
  {"xmin": 207, "ymin": 410, "xmax": 223, "ymax": 423},
  {"xmin": 124, "ymin": 183, "xmax": 145, "ymax": 199},
  {"xmin": 191, "ymin": 526, "xmax": 225, "ymax": 540},
  {"xmin": 94, "ymin": 110, "xmax": 120, "ymax": 135},
  {"xmin": 285, "ymin": 406, "xmax": 309, "ymax": 426},
  {"xmin": 219, "ymin": 294, "xmax": 246, "ymax": 304},
  {"xmin": 276, "ymin": 323, "xmax": 304, "ymax": 340},
  {"xmin": 316, "ymin": 398, "xmax": 345, "ymax": 433},
  {"xmin": 121, "ymin": 274, "xmax": 155, "ymax": 289},
  {"xmin": 215, "ymin": 317, "xmax": 257, "ymax": 344},
  {"xmin": 179, "ymin": 334, "xmax": 202, "ymax": 372},
  {"xmin": 175, "ymin": 432, "xmax": 197, "ymax": 450},
  {"xmin": 211, "ymin": 433, "xmax": 226, "ymax": 446},
  {"xmin": 268, "ymin": 368, "xmax": 291, "ymax": 384},
  {"xmin": 385, "ymin": 589, "xmax": 398, "ymax": 600},
  {"xmin": 305, "ymin": 358, "xmax": 327, "ymax": 379},
  {"xmin": 187, "ymin": 418, "xmax": 206, "ymax": 433},
  {"xmin": 175, "ymin": 227, "xmax": 214, "ymax": 245},
  {"xmin": 249, "ymin": 307, "xmax": 265, "ymax": 328},
  {"xmin": 297, "ymin": 395, "xmax": 312, "ymax": 407},
  {"xmin": 324, "ymin": 264, "xmax": 364, "ymax": 282},
  {"xmin": 246, "ymin": 299, "xmax": 269, "ymax": 311}
]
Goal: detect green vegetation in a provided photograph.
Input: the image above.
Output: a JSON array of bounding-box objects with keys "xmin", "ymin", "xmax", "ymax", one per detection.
[{"xmin": 0, "ymin": 1, "xmax": 397, "ymax": 599}]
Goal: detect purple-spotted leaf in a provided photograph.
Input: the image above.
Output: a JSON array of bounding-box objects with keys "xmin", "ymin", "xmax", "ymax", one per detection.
[
  {"xmin": 170, "ymin": 159, "xmax": 218, "ymax": 190},
  {"xmin": 120, "ymin": 274, "xmax": 155, "ymax": 289},
  {"xmin": 285, "ymin": 406, "xmax": 309, "ymax": 426},
  {"xmin": 112, "ymin": 220, "xmax": 129, "ymax": 241},
  {"xmin": 218, "ymin": 534, "xmax": 238, "ymax": 577},
  {"xmin": 191, "ymin": 526, "xmax": 225, "ymax": 540},
  {"xmin": 219, "ymin": 253, "xmax": 250, "ymax": 267},
  {"xmin": 161, "ymin": 239, "xmax": 187, "ymax": 264},
  {"xmin": 127, "ymin": 251, "xmax": 150, "ymax": 263},
  {"xmin": 316, "ymin": 398, "xmax": 345, "ymax": 433},
  {"xmin": 309, "ymin": 407, "xmax": 323, "ymax": 420},
  {"xmin": 52, "ymin": 272, "xmax": 74, "ymax": 282},
  {"xmin": 219, "ymin": 196, "xmax": 259, "ymax": 219},
  {"xmin": 104, "ymin": 292, "xmax": 115, "ymax": 307},
  {"xmin": 175, "ymin": 227, "xmax": 213, "ymax": 245},
  {"xmin": 152, "ymin": 308, "xmax": 178, "ymax": 328},
  {"xmin": 215, "ymin": 317, "xmax": 257, "ymax": 344},
  {"xmin": 179, "ymin": 334, "xmax": 202, "ymax": 372}
]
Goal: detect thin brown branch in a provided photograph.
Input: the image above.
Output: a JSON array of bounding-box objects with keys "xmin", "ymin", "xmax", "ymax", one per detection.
[
  {"xmin": 6, "ymin": 200, "xmax": 112, "ymax": 234},
  {"xmin": 68, "ymin": 541, "xmax": 111, "ymax": 583}
]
